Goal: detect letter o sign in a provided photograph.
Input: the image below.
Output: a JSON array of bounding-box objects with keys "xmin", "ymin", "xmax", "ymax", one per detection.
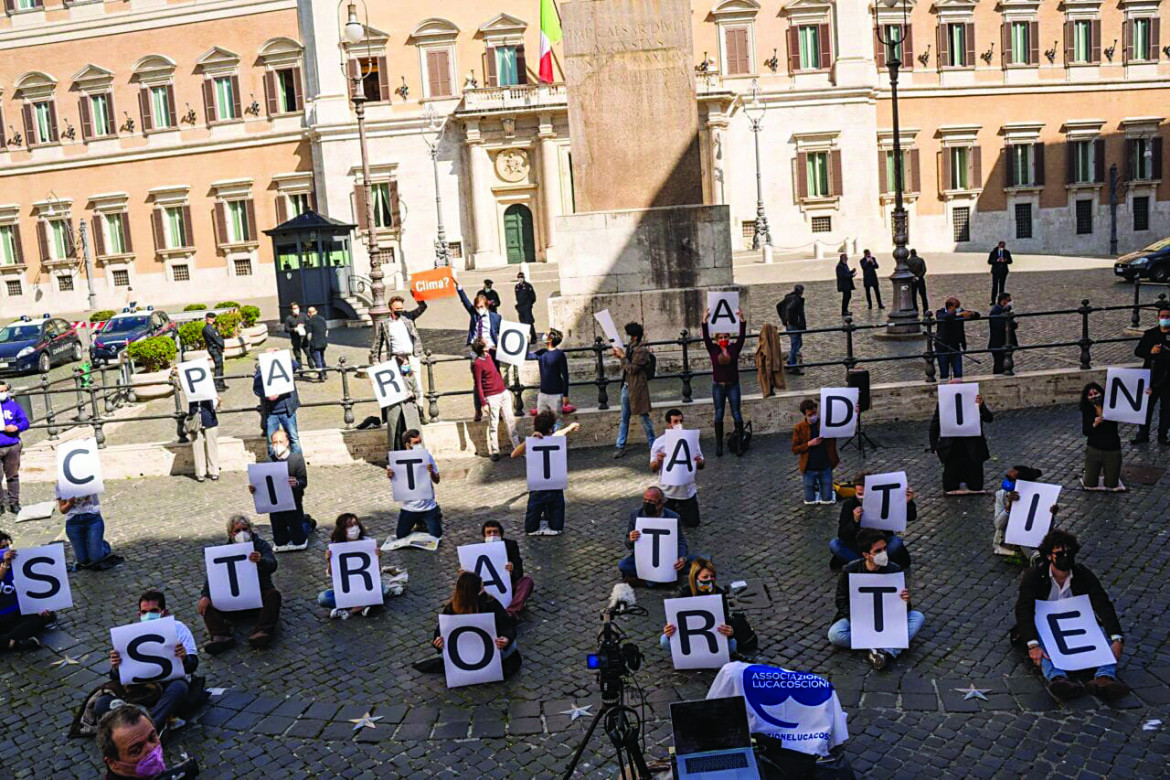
[{"xmin": 447, "ymin": 626, "xmax": 494, "ymax": 671}]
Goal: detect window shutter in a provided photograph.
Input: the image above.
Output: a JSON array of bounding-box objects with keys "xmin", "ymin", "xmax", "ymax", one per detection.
[
  {"xmin": 874, "ymin": 29, "xmax": 886, "ymax": 69},
  {"xmin": 878, "ymin": 150, "xmax": 888, "ymax": 192},
  {"xmin": 940, "ymin": 148, "xmax": 951, "ymax": 192},
  {"xmin": 230, "ymin": 75, "xmax": 242, "ymax": 119},
  {"xmin": 22, "ymin": 104, "xmax": 34, "ymax": 146},
  {"xmin": 292, "ymin": 67, "xmax": 304, "ymax": 110},
  {"xmin": 203, "ymin": 80, "xmax": 217, "ymax": 124},
  {"xmin": 214, "ymin": 202, "xmax": 228, "ymax": 246},
  {"xmin": 1066, "ymin": 143, "xmax": 1075, "ymax": 184},
  {"xmin": 1125, "ymin": 139, "xmax": 1135, "ymax": 180},
  {"xmin": 1125, "ymin": 20, "xmax": 1133, "ymax": 62},
  {"xmin": 796, "ymin": 152, "xmax": 808, "ymax": 199},
  {"xmin": 377, "ymin": 57, "xmax": 391, "ymax": 100},
  {"xmin": 516, "ymin": 45, "xmax": 529, "ymax": 84},
  {"xmin": 104, "ymin": 92, "xmax": 116, "ymax": 136},
  {"xmin": 1094, "ymin": 138, "xmax": 1105, "ymax": 183},
  {"xmin": 829, "ymin": 149, "xmax": 843, "ymax": 196},
  {"xmin": 46, "ymin": 101, "xmax": 58, "ymax": 142},
  {"xmin": 275, "ymin": 195, "xmax": 287, "ymax": 225},
  {"xmin": 354, "ymin": 183, "xmax": 368, "ymax": 230},
  {"xmin": 937, "ymin": 24, "xmax": 950, "ymax": 70},
  {"xmin": 1006, "ymin": 147, "xmax": 1017, "ymax": 187},
  {"xmin": 904, "ymin": 25, "xmax": 915, "ymax": 67},
  {"xmin": 1001, "ymin": 22, "xmax": 1009, "ymax": 66},
  {"xmin": 1091, "ymin": 20, "xmax": 1101, "ymax": 63},
  {"xmin": 264, "ymin": 71, "xmax": 279, "ymax": 116},
  {"xmin": 3, "ymin": 0, "xmax": 14, "ymax": 14},
  {"xmin": 818, "ymin": 24, "xmax": 831, "ymax": 69},
  {"xmin": 909, "ymin": 148, "xmax": 921, "ymax": 192},
  {"xmin": 726, "ymin": 27, "xmax": 747, "ymax": 74},
  {"xmin": 389, "ymin": 181, "xmax": 401, "ymax": 227},
  {"xmin": 181, "ymin": 206, "xmax": 194, "ymax": 248},
  {"xmin": 1064, "ymin": 21, "xmax": 1073, "ymax": 64},
  {"xmin": 92, "ymin": 216, "xmax": 106, "ymax": 257},
  {"xmin": 78, "ymin": 97, "xmax": 93, "ymax": 140},
  {"xmin": 12, "ymin": 225, "xmax": 23, "ymax": 264},
  {"xmin": 971, "ymin": 146, "xmax": 982, "ymax": 187},
  {"xmin": 1153, "ymin": 137, "xmax": 1163, "ymax": 180},
  {"xmin": 138, "ymin": 88, "xmax": 153, "ymax": 132},
  {"xmin": 428, "ymin": 49, "xmax": 451, "ymax": 97},
  {"xmin": 1029, "ymin": 21, "xmax": 1039, "ymax": 64},
  {"xmin": 36, "ymin": 221, "xmax": 49, "ymax": 262},
  {"xmin": 120, "ymin": 212, "xmax": 132, "ymax": 253},
  {"xmin": 244, "ymin": 199, "xmax": 257, "ymax": 241},
  {"xmin": 1033, "ymin": 142, "xmax": 1045, "ymax": 186},
  {"xmin": 165, "ymin": 85, "xmax": 177, "ymax": 126},
  {"xmin": 964, "ymin": 23, "xmax": 975, "ymax": 67},
  {"xmin": 787, "ymin": 26, "xmax": 801, "ymax": 73},
  {"xmin": 151, "ymin": 208, "xmax": 165, "ymax": 251},
  {"xmin": 64, "ymin": 218, "xmax": 75, "ymax": 256},
  {"xmin": 1152, "ymin": 19, "xmax": 1161, "ymax": 60},
  {"xmin": 485, "ymin": 48, "xmax": 499, "ymax": 87}
]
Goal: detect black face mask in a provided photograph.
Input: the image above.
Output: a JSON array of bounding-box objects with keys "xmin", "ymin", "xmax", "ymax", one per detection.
[
  {"xmin": 642, "ymin": 501, "xmax": 660, "ymax": 517},
  {"xmin": 1052, "ymin": 551, "xmax": 1074, "ymax": 571}
]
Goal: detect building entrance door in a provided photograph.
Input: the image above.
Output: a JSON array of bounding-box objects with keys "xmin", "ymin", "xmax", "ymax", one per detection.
[{"xmin": 503, "ymin": 204, "xmax": 536, "ymax": 264}]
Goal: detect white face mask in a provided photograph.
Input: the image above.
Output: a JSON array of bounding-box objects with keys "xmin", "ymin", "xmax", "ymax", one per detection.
[
  {"xmin": 233, "ymin": 530, "xmax": 252, "ymax": 544},
  {"xmin": 346, "ymin": 526, "xmax": 361, "ymax": 541},
  {"xmin": 872, "ymin": 550, "xmax": 889, "ymax": 567},
  {"xmin": 671, "ymin": 422, "xmax": 683, "ymax": 430},
  {"xmin": 485, "ymin": 534, "xmax": 502, "ymax": 544},
  {"xmin": 0, "ymin": 392, "xmax": 9, "ymax": 402},
  {"xmin": 476, "ymin": 307, "xmax": 488, "ymax": 316},
  {"xmin": 273, "ymin": 444, "xmax": 290, "ymax": 459}
]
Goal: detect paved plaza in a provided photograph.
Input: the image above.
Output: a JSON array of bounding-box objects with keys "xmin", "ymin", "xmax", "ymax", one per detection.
[{"xmin": 3, "ymin": 403, "xmax": 1170, "ymax": 777}]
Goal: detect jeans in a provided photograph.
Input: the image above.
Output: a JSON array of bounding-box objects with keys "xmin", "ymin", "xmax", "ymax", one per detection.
[
  {"xmin": 828, "ymin": 610, "xmax": 925, "ymax": 657},
  {"xmin": 311, "ymin": 349, "xmax": 326, "ymax": 371},
  {"xmin": 396, "ymin": 506, "xmax": 443, "ymax": 538},
  {"xmin": 937, "ymin": 351, "xmax": 963, "ymax": 380},
  {"xmin": 1037, "ymin": 637, "xmax": 1117, "ymax": 681},
  {"xmin": 616, "ymin": 383, "xmax": 655, "ymax": 449},
  {"xmin": 64, "ymin": 512, "xmax": 111, "ymax": 566},
  {"xmin": 95, "ymin": 679, "xmax": 190, "ymax": 726},
  {"xmin": 524, "ymin": 490, "xmax": 566, "ymax": 533},
  {"xmin": 802, "ymin": 468, "xmax": 834, "ymax": 502},
  {"xmin": 785, "ymin": 327, "xmax": 802, "ymax": 367},
  {"xmin": 264, "ymin": 412, "xmax": 301, "ymax": 455},
  {"xmin": 830, "ymin": 535, "xmax": 905, "ymax": 563},
  {"xmin": 712, "ymin": 382, "xmax": 743, "ymax": 425},
  {"xmin": 318, "ymin": 583, "xmax": 394, "ymax": 609}
]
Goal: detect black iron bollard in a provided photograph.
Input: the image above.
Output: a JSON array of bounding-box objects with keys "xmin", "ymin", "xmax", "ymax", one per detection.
[{"xmin": 679, "ymin": 330, "xmax": 693, "ymax": 403}]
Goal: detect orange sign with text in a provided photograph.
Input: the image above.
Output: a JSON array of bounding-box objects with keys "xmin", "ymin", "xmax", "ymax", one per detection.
[{"xmin": 409, "ymin": 267, "xmax": 457, "ymax": 301}]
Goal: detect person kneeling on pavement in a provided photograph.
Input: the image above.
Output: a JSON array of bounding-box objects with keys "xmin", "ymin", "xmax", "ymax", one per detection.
[
  {"xmin": 617, "ymin": 486, "xmax": 695, "ymax": 585},
  {"xmin": 0, "ymin": 531, "xmax": 55, "ymax": 652},
  {"xmin": 830, "ymin": 471, "xmax": 914, "ymax": 568},
  {"xmin": 248, "ymin": 429, "xmax": 313, "ymax": 552},
  {"xmin": 388, "ymin": 429, "xmax": 443, "ymax": 540},
  {"xmin": 828, "ymin": 529, "xmax": 926, "ymax": 670},
  {"xmin": 482, "ymin": 520, "xmax": 534, "ymax": 618},
  {"xmin": 98, "ymin": 705, "xmax": 199, "ymax": 780},
  {"xmin": 660, "ymin": 558, "xmax": 756, "ymax": 658},
  {"xmin": 993, "ymin": 466, "xmax": 1048, "ymax": 563},
  {"xmin": 197, "ymin": 515, "xmax": 281, "ymax": 654},
  {"xmin": 318, "ymin": 513, "xmax": 402, "ymax": 619},
  {"xmin": 1012, "ymin": 529, "xmax": 1130, "ymax": 702},
  {"xmin": 419, "ymin": 571, "xmax": 521, "ymax": 678}
]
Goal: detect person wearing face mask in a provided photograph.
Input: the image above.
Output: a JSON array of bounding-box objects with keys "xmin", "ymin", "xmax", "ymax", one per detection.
[
  {"xmin": 929, "ymin": 388, "xmax": 994, "ymax": 495},
  {"xmin": 252, "ymin": 349, "xmax": 301, "ymax": 458},
  {"xmin": 835, "ymin": 253, "xmax": 856, "ymax": 318},
  {"xmin": 829, "ymin": 529, "xmax": 925, "ymax": 670},
  {"xmin": 0, "ymin": 380, "xmax": 29, "ymax": 516},
  {"xmin": 482, "ymin": 520, "xmax": 535, "ymax": 617},
  {"xmin": 249, "ymin": 429, "xmax": 311, "ymax": 552},
  {"xmin": 993, "ymin": 466, "xmax": 1047, "ymax": 561},
  {"xmin": 792, "ymin": 399, "xmax": 839, "ymax": 505},
  {"xmin": 650, "ymin": 409, "xmax": 705, "ymax": 528},
  {"xmin": 860, "ymin": 249, "xmax": 883, "ymax": 310},
  {"xmin": 318, "ymin": 513, "xmax": 397, "ymax": 618},
  {"xmin": 660, "ymin": 559, "xmax": 738, "ymax": 654},
  {"xmin": 95, "ymin": 590, "xmax": 199, "ymax": 731},
  {"xmin": 388, "ymin": 429, "xmax": 443, "ymax": 540},
  {"xmin": 617, "ymin": 486, "xmax": 695, "ymax": 585},
  {"xmin": 831, "ymin": 471, "xmax": 914, "ymax": 568},
  {"xmin": 1012, "ymin": 529, "xmax": 1129, "ymax": 701},
  {"xmin": 197, "ymin": 515, "xmax": 281, "ymax": 654},
  {"xmin": 515, "ymin": 272, "xmax": 538, "ymax": 342},
  {"xmin": 97, "ymin": 706, "xmax": 199, "ymax": 780},
  {"xmin": 476, "ymin": 279, "xmax": 502, "ymax": 312},
  {"xmin": 525, "ymin": 329, "xmax": 573, "ymax": 424},
  {"xmin": 471, "ymin": 338, "xmax": 520, "ymax": 462},
  {"xmin": 1132, "ymin": 304, "xmax": 1170, "ymax": 444},
  {"xmin": 511, "ymin": 412, "xmax": 580, "ymax": 536},
  {"xmin": 373, "ymin": 293, "xmax": 428, "ymax": 422},
  {"xmin": 702, "ymin": 308, "xmax": 747, "ymax": 456},
  {"xmin": 304, "ymin": 305, "xmax": 329, "ymax": 382},
  {"xmin": 1079, "ymin": 382, "xmax": 1123, "ymax": 490},
  {"xmin": 987, "ymin": 292, "xmax": 1018, "ymax": 375},
  {"xmin": 456, "ymin": 280, "xmax": 501, "ymax": 350},
  {"xmin": 426, "ymin": 571, "xmax": 521, "ymax": 678},
  {"xmin": 0, "ymin": 530, "xmax": 55, "ymax": 652}
]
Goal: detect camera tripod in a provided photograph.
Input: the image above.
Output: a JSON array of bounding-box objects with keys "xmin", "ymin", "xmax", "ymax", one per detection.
[{"xmin": 841, "ymin": 409, "xmax": 881, "ymax": 458}]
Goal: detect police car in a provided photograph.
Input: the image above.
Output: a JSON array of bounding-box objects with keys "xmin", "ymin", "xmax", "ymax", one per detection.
[
  {"xmin": 90, "ymin": 306, "xmax": 176, "ymax": 365},
  {"xmin": 0, "ymin": 314, "xmax": 84, "ymax": 375}
]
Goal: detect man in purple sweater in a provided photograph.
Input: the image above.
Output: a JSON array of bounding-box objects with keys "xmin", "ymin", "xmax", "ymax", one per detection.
[{"xmin": 0, "ymin": 382, "xmax": 30, "ymax": 515}]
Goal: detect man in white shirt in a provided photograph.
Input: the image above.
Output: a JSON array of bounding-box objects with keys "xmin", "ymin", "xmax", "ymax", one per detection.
[
  {"xmin": 374, "ymin": 294, "xmax": 428, "ymax": 420},
  {"xmin": 650, "ymin": 408, "xmax": 704, "ymax": 528},
  {"xmin": 388, "ymin": 428, "xmax": 443, "ymax": 540}
]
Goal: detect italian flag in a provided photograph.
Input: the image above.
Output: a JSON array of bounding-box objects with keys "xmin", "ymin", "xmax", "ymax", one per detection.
[{"xmin": 539, "ymin": 0, "xmax": 561, "ymax": 84}]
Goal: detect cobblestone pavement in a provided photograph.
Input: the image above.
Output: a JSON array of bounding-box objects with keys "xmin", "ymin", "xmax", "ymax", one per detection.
[{"xmin": 3, "ymin": 404, "xmax": 1169, "ymax": 777}]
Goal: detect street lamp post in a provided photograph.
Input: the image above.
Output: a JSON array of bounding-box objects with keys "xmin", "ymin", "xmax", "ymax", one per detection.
[
  {"xmin": 876, "ymin": 3, "xmax": 920, "ymax": 334},
  {"xmin": 340, "ymin": 0, "xmax": 390, "ymax": 361},
  {"xmin": 743, "ymin": 80, "xmax": 773, "ymax": 264},
  {"xmin": 422, "ymin": 104, "xmax": 450, "ymax": 268}
]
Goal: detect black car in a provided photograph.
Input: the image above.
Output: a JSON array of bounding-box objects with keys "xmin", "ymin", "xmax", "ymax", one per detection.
[
  {"xmin": 1114, "ymin": 238, "xmax": 1170, "ymax": 282},
  {"xmin": 90, "ymin": 308, "xmax": 176, "ymax": 365},
  {"xmin": 0, "ymin": 315, "xmax": 84, "ymax": 375}
]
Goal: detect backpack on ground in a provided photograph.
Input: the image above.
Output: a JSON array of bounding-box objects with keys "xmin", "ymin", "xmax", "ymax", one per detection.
[{"xmin": 727, "ymin": 421, "xmax": 752, "ymax": 456}]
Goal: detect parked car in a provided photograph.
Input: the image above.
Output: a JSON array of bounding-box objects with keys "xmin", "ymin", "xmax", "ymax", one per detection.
[
  {"xmin": 1114, "ymin": 237, "xmax": 1170, "ymax": 282},
  {"xmin": 0, "ymin": 315, "xmax": 84, "ymax": 375},
  {"xmin": 90, "ymin": 307, "xmax": 176, "ymax": 365}
]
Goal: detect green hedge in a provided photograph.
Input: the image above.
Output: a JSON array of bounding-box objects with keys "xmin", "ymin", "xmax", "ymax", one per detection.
[
  {"xmin": 214, "ymin": 301, "xmax": 242, "ymax": 310},
  {"xmin": 89, "ymin": 310, "xmax": 116, "ymax": 323},
  {"xmin": 178, "ymin": 321, "xmax": 206, "ymax": 350},
  {"xmin": 215, "ymin": 311, "xmax": 242, "ymax": 338},
  {"xmin": 127, "ymin": 336, "xmax": 177, "ymax": 373},
  {"xmin": 240, "ymin": 305, "xmax": 261, "ymax": 328},
  {"xmin": 183, "ymin": 303, "xmax": 208, "ymax": 312}
]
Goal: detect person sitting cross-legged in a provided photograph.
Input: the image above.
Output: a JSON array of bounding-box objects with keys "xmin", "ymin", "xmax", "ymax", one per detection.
[
  {"xmin": 1012, "ymin": 529, "xmax": 1130, "ymax": 702},
  {"xmin": 426, "ymin": 571, "xmax": 521, "ymax": 678},
  {"xmin": 0, "ymin": 531, "xmax": 54, "ymax": 652},
  {"xmin": 830, "ymin": 471, "xmax": 913, "ymax": 569},
  {"xmin": 660, "ymin": 558, "xmax": 750, "ymax": 658},
  {"xmin": 617, "ymin": 486, "xmax": 695, "ymax": 586},
  {"xmin": 828, "ymin": 528, "xmax": 926, "ymax": 670},
  {"xmin": 197, "ymin": 515, "xmax": 282, "ymax": 654},
  {"xmin": 318, "ymin": 513, "xmax": 401, "ymax": 619}
]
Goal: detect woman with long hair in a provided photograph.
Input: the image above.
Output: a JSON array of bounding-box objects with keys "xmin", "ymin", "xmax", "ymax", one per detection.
[
  {"xmin": 427, "ymin": 572, "xmax": 521, "ymax": 677},
  {"xmin": 318, "ymin": 513, "xmax": 404, "ymax": 618},
  {"xmin": 702, "ymin": 307, "xmax": 747, "ymax": 456},
  {"xmin": 659, "ymin": 558, "xmax": 752, "ymax": 656},
  {"xmin": 1079, "ymin": 382, "xmax": 1124, "ymax": 491}
]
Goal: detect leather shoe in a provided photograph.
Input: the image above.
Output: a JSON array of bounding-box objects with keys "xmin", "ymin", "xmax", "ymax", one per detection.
[
  {"xmin": 1085, "ymin": 675, "xmax": 1131, "ymax": 701},
  {"xmin": 1047, "ymin": 676, "xmax": 1085, "ymax": 700}
]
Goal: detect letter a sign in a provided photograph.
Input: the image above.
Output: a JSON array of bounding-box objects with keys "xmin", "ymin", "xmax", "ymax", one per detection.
[
  {"xmin": 259, "ymin": 350, "xmax": 296, "ymax": 396},
  {"xmin": 458, "ymin": 542, "xmax": 513, "ymax": 608},
  {"xmin": 658, "ymin": 429, "xmax": 700, "ymax": 488},
  {"xmin": 706, "ymin": 291, "xmax": 740, "ymax": 330}
]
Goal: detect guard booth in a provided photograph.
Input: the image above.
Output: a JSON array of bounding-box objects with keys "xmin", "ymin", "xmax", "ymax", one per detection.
[{"xmin": 264, "ymin": 211, "xmax": 358, "ymax": 322}]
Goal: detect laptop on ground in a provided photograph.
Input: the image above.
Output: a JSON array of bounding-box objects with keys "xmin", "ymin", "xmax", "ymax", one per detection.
[{"xmin": 671, "ymin": 696, "xmax": 761, "ymax": 780}]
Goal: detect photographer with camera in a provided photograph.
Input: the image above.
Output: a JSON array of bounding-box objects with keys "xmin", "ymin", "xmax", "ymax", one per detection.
[{"xmin": 617, "ymin": 487, "xmax": 694, "ymax": 586}]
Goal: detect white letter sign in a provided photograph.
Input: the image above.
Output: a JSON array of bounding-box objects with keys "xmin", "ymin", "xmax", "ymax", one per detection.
[
  {"xmin": 938, "ymin": 383, "xmax": 981, "ymax": 437},
  {"xmin": 1033, "ymin": 595, "xmax": 1117, "ymax": 671},
  {"xmin": 110, "ymin": 616, "xmax": 183, "ymax": 685},
  {"xmin": 12, "ymin": 543, "xmax": 73, "ymax": 614},
  {"xmin": 526, "ymin": 436, "xmax": 568, "ymax": 491},
  {"xmin": 664, "ymin": 594, "xmax": 730, "ymax": 670},
  {"xmin": 259, "ymin": 350, "xmax": 295, "ymax": 396},
  {"xmin": 368, "ymin": 359, "xmax": 412, "ymax": 408},
  {"xmin": 458, "ymin": 542, "xmax": 513, "ymax": 609},
  {"xmin": 248, "ymin": 461, "xmax": 296, "ymax": 513},
  {"xmin": 593, "ymin": 309, "xmax": 624, "ymax": 349},
  {"xmin": 848, "ymin": 571, "xmax": 908, "ymax": 650},
  {"xmin": 1005, "ymin": 480, "xmax": 1062, "ymax": 548},
  {"xmin": 56, "ymin": 438, "xmax": 104, "ymax": 500},
  {"xmin": 819, "ymin": 388, "xmax": 859, "ymax": 439},
  {"xmin": 496, "ymin": 320, "xmax": 530, "ymax": 368},
  {"xmin": 329, "ymin": 539, "xmax": 383, "ymax": 609},
  {"xmin": 440, "ymin": 612, "xmax": 504, "ymax": 688},
  {"xmin": 658, "ymin": 429, "xmax": 701, "ymax": 488},
  {"xmin": 1102, "ymin": 367, "xmax": 1151, "ymax": 424},
  {"xmin": 860, "ymin": 472, "xmax": 908, "ymax": 533},
  {"xmin": 388, "ymin": 449, "xmax": 435, "ymax": 503},
  {"xmin": 707, "ymin": 291, "xmax": 740, "ymax": 330},
  {"xmin": 203, "ymin": 542, "xmax": 263, "ymax": 611},
  {"xmin": 634, "ymin": 516, "xmax": 679, "ymax": 584},
  {"xmin": 177, "ymin": 359, "xmax": 217, "ymax": 403}
]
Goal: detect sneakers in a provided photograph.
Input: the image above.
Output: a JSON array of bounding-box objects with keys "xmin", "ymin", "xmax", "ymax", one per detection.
[
  {"xmin": 330, "ymin": 608, "xmax": 351, "ymax": 620},
  {"xmin": 167, "ymin": 716, "xmax": 188, "ymax": 732},
  {"xmin": 526, "ymin": 529, "xmax": 543, "ymax": 536},
  {"xmin": 867, "ymin": 649, "xmax": 890, "ymax": 670},
  {"xmin": 276, "ymin": 541, "xmax": 309, "ymax": 553},
  {"xmin": 818, "ymin": 498, "xmax": 836, "ymax": 505},
  {"xmin": 612, "ymin": 447, "xmax": 627, "ymax": 459},
  {"xmin": 993, "ymin": 545, "xmax": 1016, "ymax": 557},
  {"xmin": 543, "ymin": 528, "xmax": 562, "ymax": 536},
  {"xmin": 1047, "ymin": 676, "xmax": 1085, "ymax": 700},
  {"xmin": 1084, "ymin": 675, "xmax": 1131, "ymax": 701},
  {"xmin": 209, "ymin": 474, "xmax": 220, "ymax": 481},
  {"xmin": 204, "ymin": 636, "xmax": 236, "ymax": 656},
  {"xmin": 195, "ymin": 476, "xmax": 206, "ymax": 483},
  {"xmin": 13, "ymin": 637, "xmax": 41, "ymax": 652},
  {"xmin": 360, "ymin": 606, "xmax": 374, "ymax": 617},
  {"xmin": 803, "ymin": 500, "xmax": 818, "ymax": 506}
]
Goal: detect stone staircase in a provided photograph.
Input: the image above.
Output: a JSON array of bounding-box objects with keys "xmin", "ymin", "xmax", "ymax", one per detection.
[{"xmin": 342, "ymin": 294, "xmax": 373, "ymax": 328}]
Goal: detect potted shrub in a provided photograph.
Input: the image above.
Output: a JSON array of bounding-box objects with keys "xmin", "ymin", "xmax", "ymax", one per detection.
[
  {"xmin": 215, "ymin": 310, "xmax": 248, "ymax": 358},
  {"xmin": 126, "ymin": 336, "xmax": 178, "ymax": 400},
  {"xmin": 214, "ymin": 300, "xmax": 242, "ymax": 310},
  {"xmin": 239, "ymin": 304, "xmax": 267, "ymax": 346},
  {"xmin": 89, "ymin": 310, "xmax": 116, "ymax": 323},
  {"xmin": 178, "ymin": 320, "xmax": 209, "ymax": 363},
  {"xmin": 183, "ymin": 303, "xmax": 208, "ymax": 312}
]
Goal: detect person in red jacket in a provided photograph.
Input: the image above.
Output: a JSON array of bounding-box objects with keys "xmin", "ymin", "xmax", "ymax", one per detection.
[{"xmin": 472, "ymin": 338, "xmax": 519, "ymax": 461}]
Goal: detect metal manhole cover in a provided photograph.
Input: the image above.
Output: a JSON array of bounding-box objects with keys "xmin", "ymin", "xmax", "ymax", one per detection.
[{"xmin": 1121, "ymin": 465, "xmax": 1165, "ymax": 485}]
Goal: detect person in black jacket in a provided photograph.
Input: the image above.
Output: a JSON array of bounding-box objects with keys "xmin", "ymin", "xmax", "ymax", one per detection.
[
  {"xmin": 482, "ymin": 520, "xmax": 534, "ymax": 618},
  {"xmin": 476, "ymin": 279, "xmax": 501, "ymax": 312},
  {"xmin": 987, "ymin": 292, "xmax": 1017, "ymax": 375},
  {"xmin": 1013, "ymin": 529, "xmax": 1129, "ymax": 701},
  {"xmin": 906, "ymin": 249, "xmax": 929, "ymax": 313},
  {"xmin": 248, "ymin": 429, "xmax": 311, "ymax": 552},
  {"xmin": 988, "ymin": 241, "xmax": 1012, "ymax": 306},
  {"xmin": 202, "ymin": 312, "xmax": 228, "ymax": 391},
  {"xmin": 930, "ymin": 390, "xmax": 993, "ymax": 494},
  {"xmin": 1132, "ymin": 304, "xmax": 1170, "ymax": 444},
  {"xmin": 777, "ymin": 285, "xmax": 806, "ymax": 375},
  {"xmin": 198, "ymin": 515, "xmax": 282, "ymax": 653},
  {"xmin": 835, "ymin": 253, "xmax": 856, "ymax": 317},
  {"xmin": 828, "ymin": 528, "xmax": 925, "ymax": 670},
  {"xmin": 830, "ymin": 471, "xmax": 914, "ymax": 567},
  {"xmin": 282, "ymin": 302, "xmax": 308, "ymax": 366},
  {"xmin": 253, "ymin": 351, "xmax": 301, "ymax": 456},
  {"xmin": 860, "ymin": 249, "xmax": 883, "ymax": 310},
  {"xmin": 514, "ymin": 272, "xmax": 537, "ymax": 341},
  {"xmin": 1079, "ymin": 382, "xmax": 1123, "ymax": 490},
  {"xmin": 305, "ymin": 305, "xmax": 328, "ymax": 382},
  {"xmin": 934, "ymin": 297, "xmax": 980, "ymax": 379},
  {"xmin": 660, "ymin": 558, "xmax": 739, "ymax": 654},
  {"xmin": 430, "ymin": 571, "xmax": 521, "ymax": 678}
]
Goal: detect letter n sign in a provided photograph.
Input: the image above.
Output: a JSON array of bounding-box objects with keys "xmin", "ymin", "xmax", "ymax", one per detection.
[{"xmin": 1103, "ymin": 367, "xmax": 1150, "ymax": 424}]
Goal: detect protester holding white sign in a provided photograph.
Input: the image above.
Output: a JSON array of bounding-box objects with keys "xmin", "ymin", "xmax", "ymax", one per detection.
[
  {"xmin": 328, "ymin": 538, "xmax": 384, "ymax": 611},
  {"xmin": 197, "ymin": 515, "xmax": 282, "ymax": 655},
  {"xmin": 831, "ymin": 471, "xmax": 914, "ymax": 567},
  {"xmin": 176, "ymin": 358, "xmax": 218, "ymax": 404},
  {"xmin": 248, "ymin": 429, "xmax": 311, "ymax": 552},
  {"xmin": 701, "ymin": 307, "xmax": 748, "ymax": 457},
  {"xmin": 663, "ymin": 594, "xmax": 730, "ymax": 669},
  {"xmin": 1012, "ymin": 529, "xmax": 1129, "ymax": 702},
  {"xmin": 1078, "ymin": 382, "xmax": 1124, "ymax": 491},
  {"xmin": 495, "ymin": 320, "xmax": 530, "ymax": 368},
  {"xmin": 1004, "ymin": 479, "xmax": 1062, "ymax": 550},
  {"xmin": 56, "ymin": 461, "xmax": 122, "ymax": 572},
  {"xmin": 387, "ymin": 448, "xmax": 436, "ymax": 504},
  {"xmin": 593, "ymin": 309, "xmax": 624, "ymax": 348},
  {"xmin": 429, "ymin": 572, "xmax": 520, "ymax": 684},
  {"xmin": 706, "ymin": 291, "xmax": 741, "ymax": 330},
  {"xmin": 0, "ymin": 532, "xmax": 58, "ymax": 652},
  {"xmin": 187, "ymin": 397, "xmax": 221, "ymax": 483},
  {"xmin": 659, "ymin": 558, "xmax": 754, "ymax": 656},
  {"xmin": 1132, "ymin": 306, "xmax": 1170, "ymax": 443},
  {"xmin": 819, "ymin": 387, "xmax": 860, "ymax": 439},
  {"xmin": 319, "ymin": 514, "xmax": 402, "ymax": 617},
  {"xmin": 471, "ymin": 338, "xmax": 520, "ymax": 461},
  {"xmin": 829, "ymin": 529, "xmax": 925, "ymax": 670},
  {"xmin": 1101, "ymin": 367, "xmax": 1150, "ymax": 426},
  {"xmin": 480, "ymin": 520, "xmax": 535, "ymax": 617},
  {"xmin": 993, "ymin": 465, "xmax": 1045, "ymax": 560},
  {"xmin": 650, "ymin": 410, "xmax": 704, "ymax": 528},
  {"xmin": 458, "ymin": 541, "xmax": 513, "ymax": 609},
  {"xmin": 258, "ymin": 349, "xmax": 296, "ymax": 397},
  {"xmin": 618, "ymin": 487, "xmax": 694, "ymax": 584},
  {"xmin": 11, "ymin": 542, "xmax": 73, "ymax": 614},
  {"xmin": 56, "ymin": 437, "xmax": 104, "ymax": 500},
  {"xmin": 930, "ymin": 386, "xmax": 994, "ymax": 494},
  {"xmin": 792, "ymin": 399, "xmax": 840, "ymax": 505},
  {"xmin": 387, "ymin": 429, "xmax": 443, "ymax": 541},
  {"xmin": 512, "ymin": 414, "xmax": 580, "ymax": 536}
]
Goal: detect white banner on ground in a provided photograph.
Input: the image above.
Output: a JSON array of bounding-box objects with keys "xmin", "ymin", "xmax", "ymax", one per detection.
[
  {"xmin": 440, "ymin": 612, "xmax": 504, "ymax": 688},
  {"xmin": 664, "ymin": 594, "xmax": 730, "ymax": 670},
  {"xmin": 848, "ymin": 571, "xmax": 908, "ymax": 650}
]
